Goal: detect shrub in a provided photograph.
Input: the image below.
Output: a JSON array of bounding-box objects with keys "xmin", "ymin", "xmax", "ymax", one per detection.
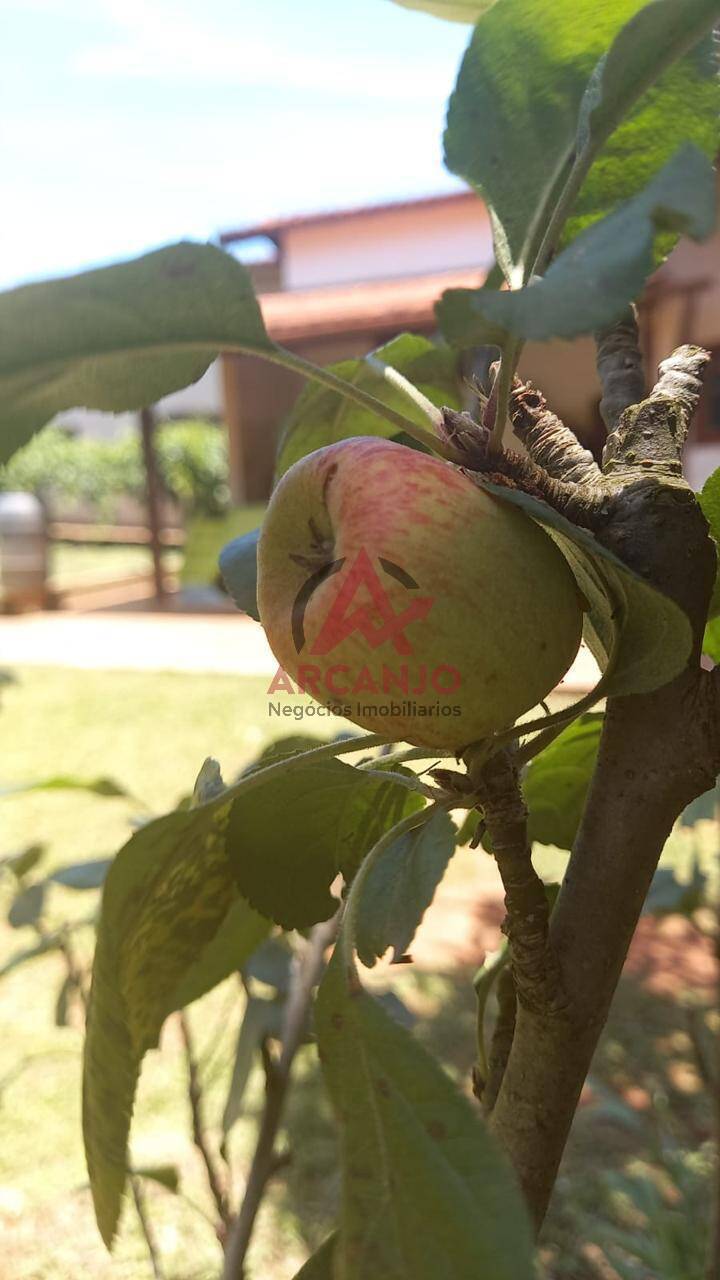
[{"xmin": 0, "ymin": 420, "xmax": 230, "ymax": 518}]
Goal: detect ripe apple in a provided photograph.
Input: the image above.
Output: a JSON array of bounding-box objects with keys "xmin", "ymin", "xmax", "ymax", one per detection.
[{"xmin": 257, "ymin": 437, "xmax": 583, "ymax": 749}]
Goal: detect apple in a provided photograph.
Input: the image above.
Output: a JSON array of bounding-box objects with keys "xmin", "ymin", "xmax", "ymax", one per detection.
[{"xmin": 257, "ymin": 437, "xmax": 583, "ymax": 749}]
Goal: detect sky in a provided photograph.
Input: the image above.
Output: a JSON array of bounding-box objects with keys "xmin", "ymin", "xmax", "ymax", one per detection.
[{"xmin": 1, "ymin": 0, "xmax": 472, "ymax": 291}]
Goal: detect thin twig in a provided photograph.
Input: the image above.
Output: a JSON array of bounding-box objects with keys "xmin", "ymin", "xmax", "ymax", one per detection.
[
  {"xmin": 178, "ymin": 1011, "xmax": 231, "ymax": 1230},
  {"xmin": 131, "ymin": 1175, "xmax": 165, "ymax": 1280},
  {"xmin": 221, "ymin": 916, "xmax": 338, "ymax": 1280}
]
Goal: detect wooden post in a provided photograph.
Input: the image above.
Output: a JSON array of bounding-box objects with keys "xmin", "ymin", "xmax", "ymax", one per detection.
[{"xmin": 139, "ymin": 406, "xmax": 166, "ymax": 601}]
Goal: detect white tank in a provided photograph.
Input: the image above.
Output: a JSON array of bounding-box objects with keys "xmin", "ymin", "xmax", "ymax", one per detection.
[{"xmin": 0, "ymin": 492, "xmax": 48, "ymax": 611}]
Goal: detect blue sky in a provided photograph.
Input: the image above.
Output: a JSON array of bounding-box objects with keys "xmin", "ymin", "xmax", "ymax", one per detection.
[{"xmin": 1, "ymin": 0, "xmax": 472, "ymax": 291}]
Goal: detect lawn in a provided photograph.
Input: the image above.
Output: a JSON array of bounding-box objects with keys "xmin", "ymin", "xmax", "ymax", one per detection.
[{"xmin": 0, "ymin": 666, "xmax": 715, "ymax": 1280}]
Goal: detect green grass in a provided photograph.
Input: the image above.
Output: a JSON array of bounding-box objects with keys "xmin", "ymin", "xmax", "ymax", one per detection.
[
  {"xmin": 48, "ymin": 544, "xmax": 184, "ymax": 592},
  {"xmin": 0, "ymin": 666, "xmax": 715, "ymax": 1280}
]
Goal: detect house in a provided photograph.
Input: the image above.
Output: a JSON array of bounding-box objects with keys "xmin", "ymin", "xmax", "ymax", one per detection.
[{"xmin": 219, "ymin": 189, "xmax": 720, "ymax": 500}]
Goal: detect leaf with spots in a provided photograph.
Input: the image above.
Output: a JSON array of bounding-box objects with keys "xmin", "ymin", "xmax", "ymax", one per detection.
[
  {"xmin": 83, "ymin": 796, "xmax": 268, "ymax": 1248},
  {"xmin": 315, "ymin": 947, "xmax": 535, "ymax": 1280},
  {"xmin": 225, "ymin": 759, "xmax": 424, "ymax": 931}
]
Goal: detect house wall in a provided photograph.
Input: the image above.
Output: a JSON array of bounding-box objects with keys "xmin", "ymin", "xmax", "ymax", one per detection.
[{"xmin": 282, "ymin": 197, "xmax": 494, "ymax": 290}]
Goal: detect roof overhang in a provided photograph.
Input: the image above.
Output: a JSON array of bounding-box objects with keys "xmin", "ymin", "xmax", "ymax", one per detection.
[{"xmin": 247, "ymin": 267, "xmax": 487, "ymax": 345}]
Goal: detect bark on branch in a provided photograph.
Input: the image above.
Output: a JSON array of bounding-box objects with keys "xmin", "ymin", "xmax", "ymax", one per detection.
[
  {"xmin": 483, "ymin": 349, "xmax": 720, "ymax": 1231},
  {"xmin": 595, "ymin": 307, "xmax": 646, "ymax": 432}
]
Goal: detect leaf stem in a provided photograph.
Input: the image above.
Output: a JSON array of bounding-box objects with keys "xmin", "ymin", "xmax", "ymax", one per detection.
[{"xmin": 242, "ymin": 344, "xmax": 461, "ymax": 462}]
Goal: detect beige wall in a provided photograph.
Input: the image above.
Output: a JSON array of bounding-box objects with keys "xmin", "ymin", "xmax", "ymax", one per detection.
[{"xmin": 283, "ymin": 198, "xmax": 494, "ymax": 290}]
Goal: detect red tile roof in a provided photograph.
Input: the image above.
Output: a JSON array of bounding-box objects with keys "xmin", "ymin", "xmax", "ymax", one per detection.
[{"xmin": 256, "ymin": 267, "xmax": 487, "ymax": 342}]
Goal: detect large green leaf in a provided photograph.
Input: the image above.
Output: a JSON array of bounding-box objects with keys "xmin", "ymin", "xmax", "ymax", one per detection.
[
  {"xmin": 82, "ymin": 794, "xmax": 267, "ymax": 1247},
  {"xmin": 275, "ymin": 335, "xmax": 462, "ymax": 479},
  {"xmin": 225, "ymin": 760, "xmax": 424, "ymax": 930},
  {"xmin": 0, "ymin": 242, "xmax": 272, "ymax": 464},
  {"xmin": 316, "ymin": 948, "xmax": 535, "ymax": 1279},
  {"xmin": 355, "ymin": 808, "xmax": 456, "ymax": 966},
  {"xmin": 168, "ymin": 896, "xmax": 270, "ymax": 1012},
  {"xmin": 444, "ymin": 0, "xmax": 718, "ymax": 280},
  {"xmin": 565, "ymin": 0, "xmax": 720, "ymax": 245},
  {"xmin": 439, "ymin": 147, "xmax": 716, "ymax": 344},
  {"xmin": 698, "ymin": 465, "xmax": 720, "ymax": 619},
  {"xmin": 480, "ymin": 480, "xmax": 693, "ymax": 697},
  {"xmin": 524, "ymin": 713, "xmax": 603, "ymax": 850}
]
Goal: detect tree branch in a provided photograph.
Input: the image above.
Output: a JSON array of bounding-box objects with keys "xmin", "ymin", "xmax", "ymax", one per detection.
[
  {"xmin": 178, "ymin": 1011, "xmax": 231, "ymax": 1232},
  {"xmin": 485, "ymin": 356, "xmax": 719, "ymax": 1229},
  {"xmin": 222, "ymin": 917, "xmax": 338, "ymax": 1280},
  {"xmin": 595, "ymin": 307, "xmax": 647, "ymax": 433},
  {"xmin": 441, "ymin": 405, "xmax": 606, "ymax": 528},
  {"xmin": 602, "ymin": 345, "xmax": 710, "ymax": 478},
  {"xmin": 505, "ymin": 379, "xmax": 603, "ymax": 488}
]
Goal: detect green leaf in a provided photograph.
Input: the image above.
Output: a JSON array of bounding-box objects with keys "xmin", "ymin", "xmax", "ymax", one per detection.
[
  {"xmin": 524, "ymin": 714, "xmax": 603, "ymax": 850},
  {"xmin": 316, "ymin": 949, "xmax": 535, "ymax": 1279},
  {"xmin": 444, "ymin": 0, "xmax": 719, "ymax": 284},
  {"xmin": 82, "ymin": 797, "xmax": 265, "ymax": 1247},
  {"xmin": 50, "ymin": 858, "xmax": 113, "ymax": 891},
  {"xmin": 292, "ymin": 1236, "xmax": 337, "ymax": 1280},
  {"xmin": 480, "ymin": 480, "xmax": 693, "ymax": 697},
  {"xmin": 355, "ymin": 809, "xmax": 456, "ymax": 966},
  {"xmin": 698, "ymin": 465, "xmax": 720, "ymax": 619},
  {"xmin": 440, "ymin": 146, "xmax": 717, "ymax": 342},
  {"xmin": 0, "ymin": 774, "xmax": 129, "ymax": 798},
  {"xmin": 168, "ymin": 896, "xmax": 270, "ymax": 1012},
  {"xmin": 225, "ymin": 760, "xmax": 423, "ymax": 931},
  {"xmin": 0, "ymin": 242, "xmax": 271, "ymax": 464},
  {"xmin": 132, "ymin": 1164, "xmax": 181, "ymax": 1193},
  {"xmin": 219, "ymin": 528, "xmax": 260, "ymax": 621},
  {"xmin": 390, "ymin": 0, "xmax": 496, "ymax": 19},
  {"xmin": 444, "ymin": 0, "xmax": 650, "ymax": 276},
  {"xmin": 8, "ymin": 882, "xmax": 46, "ymax": 928},
  {"xmin": 565, "ymin": 0, "xmax": 720, "ymax": 246},
  {"xmin": 222, "ymin": 995, "xmax": 285, "ymax": 1136},
  {"xmin": 0, "ymin": 844, "xmax": 46, "ymax": 880},
  {"xmin": 275, "ymin": 335, "xmax": 462, "ymax": 478}
]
